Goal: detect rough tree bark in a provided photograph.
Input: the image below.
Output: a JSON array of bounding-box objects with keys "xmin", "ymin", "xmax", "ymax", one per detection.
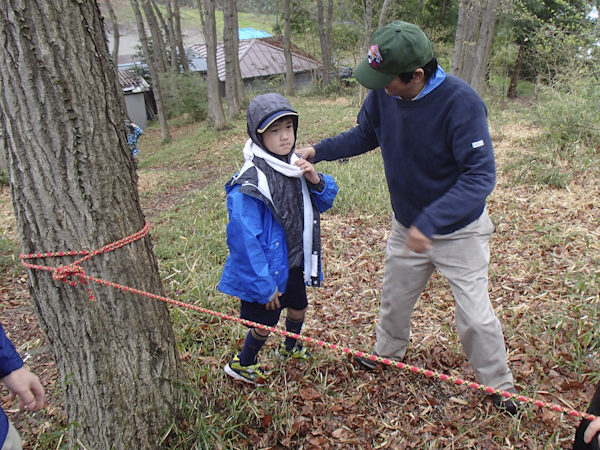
[
  {"xmin": 202, "ymin": 0, "xmax": 228, "ymax": 129},
  {"xmin": 470, "ymin": 0, "xmax": 500, "ymax": 96},
  {"xmin": 507, "ymin": 42, "xmax": 526, "ymax": 98},
  {"xmin": 223, "ymin": 0, "xmax": 242, "ymax": 118},
  {"xmin": 317, "ymin": 0, "xmax": 333, "ymax": 87},
  {"xmin": 103, "ymin": 0, "xmax": 130, "ymax": 120},
  {"xmin": 283, "ymin": 0, "xmax": 294, "ymax": 96},
  {"xmin": 0, "ymin": 1, "xmax": 183, "ymax": 448},
  {"xmin": 173, "ymin": 0, "xmax": 190, "ymax": 72},
  {"xmin": 360, "ymin": 0, "xmax": 374, "ymax": 103},
  {"xmin": 131, "ymin": 0, "xmax": 171, "ymax": 141}
]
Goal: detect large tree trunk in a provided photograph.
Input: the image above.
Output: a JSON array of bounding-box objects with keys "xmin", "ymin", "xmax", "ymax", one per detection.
[
  {"xmin": 131, "ymin": 0, "xmax": 171, "ymax": 141},
  {"xmin": 103, "ymin": 0, "xmax": 130, "ymax": 121},
  {"xmin": 202, "ymin": 0, "xmax": 228, "ymax": 129},
  {"xmin": 223, "ymin": 0, "xmax": 242, "ymax": 118},
  {"xmin": 0, "ymin": 1, "xmax": 183, "ymax": 448},
  {"xmin": 283, "ymin": 0, "xmax": 294, "ymax": 96},
  {"xmin": 317, "ymin": 0, "xmax": 333, "ymax": 87},
  {"xmin": 173, "ymin": 0, "xmax": 190, "ymax": 72}
]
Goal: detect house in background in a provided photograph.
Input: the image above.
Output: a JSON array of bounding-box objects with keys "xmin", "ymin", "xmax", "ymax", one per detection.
[
  {"xmin": 190, "ymin": 36, "xmax": 321, "ymax": 97},
  {"xmin": 117, "ymin": 65, "xmax": 156, "ymax": 129}
]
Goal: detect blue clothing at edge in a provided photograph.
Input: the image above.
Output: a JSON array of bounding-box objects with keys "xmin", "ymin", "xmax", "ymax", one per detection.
[
  {"xmin": 218, "ymin": 172, "xmax": 338, "ymax": 304},
  {"xmin": 0, "ymin": 323, "xmax": 25, "ymax": 446},
  {"xmin": 313, "ymin": 72, "xmax": 495, "ymax": 239}
]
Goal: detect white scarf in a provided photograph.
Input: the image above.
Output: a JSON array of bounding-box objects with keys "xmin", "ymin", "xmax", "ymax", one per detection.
[{"xmin": 241, "ymin": 139, "xmax": 316, "ymax": 284}]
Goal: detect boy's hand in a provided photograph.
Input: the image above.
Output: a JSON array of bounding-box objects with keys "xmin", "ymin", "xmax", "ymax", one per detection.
[
  {"xmin": 295, "ymin": 158, "xmax": 320, "ymax": 184},
  {"xmin": 295, "ymin": 147, "xmax": 316, "ymax": 163},
  {"xmin": 265, "ymin": 290, "xmax": 282, "ymax": 310}
]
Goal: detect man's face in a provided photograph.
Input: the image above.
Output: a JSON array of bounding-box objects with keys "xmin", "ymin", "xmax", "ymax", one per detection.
[
  {"xmin": 261, "ymin": 116, "xmax": 295, "ymax": 156},
  {"xmin": 383, "ymin": 70, "xmax": 425, "ymax": 100}
]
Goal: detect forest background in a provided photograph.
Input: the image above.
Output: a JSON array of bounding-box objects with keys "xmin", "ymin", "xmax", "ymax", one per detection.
[{"xmin": 0, "ymin": 0, "xmax": 599, "ymax": 449}]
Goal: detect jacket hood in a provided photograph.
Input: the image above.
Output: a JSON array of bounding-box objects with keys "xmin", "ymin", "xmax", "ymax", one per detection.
[{"xmin": 247, "ymin": 93, "xmax": 299, "ymax": 153}]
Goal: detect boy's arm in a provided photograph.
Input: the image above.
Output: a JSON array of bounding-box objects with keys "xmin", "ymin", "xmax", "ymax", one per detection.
[
  {"xmin": 309, "ymin": 173, "xmax": 338, "ymax": 213},
  {"xmin": 225, "ymin": 192, "xmax": 278, "ymax": 303}
]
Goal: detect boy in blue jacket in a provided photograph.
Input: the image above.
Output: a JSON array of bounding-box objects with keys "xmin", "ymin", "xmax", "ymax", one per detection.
[{"xmin": 218, "ymin": 93, "xmax": 338, "ymax": 384}]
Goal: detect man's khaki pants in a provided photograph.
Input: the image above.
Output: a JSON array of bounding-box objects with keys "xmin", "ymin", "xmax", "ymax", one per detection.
[
  {"xmin": 374, "ymin": 211, "xmax": 514, "ymax": 391},
  {"xmin": 1, "ymin": 422, "xmax": 22, "ymax": 450}
]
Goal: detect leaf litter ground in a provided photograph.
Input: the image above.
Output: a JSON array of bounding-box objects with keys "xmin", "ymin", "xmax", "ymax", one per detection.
[{"xmin": 0, "ymin": 117, "xmax": 599, "ymax": 449}]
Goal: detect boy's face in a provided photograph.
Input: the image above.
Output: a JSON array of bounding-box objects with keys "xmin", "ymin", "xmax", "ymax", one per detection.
[{"xmin": 261, "ymin": 116, "xmax": 295, "ymax": 156}]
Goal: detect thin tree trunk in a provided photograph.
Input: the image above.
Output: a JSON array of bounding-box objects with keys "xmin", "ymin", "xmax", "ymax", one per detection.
[
  {"xmin": 232, "ymin": 2, "xmax": 245, "ymax": 101},
  {"xmin": 470, "ymin": 0, "xmax": 499, "ymax": 96},
  {"xmin": 450, "ymin": 0, "xmax": 483, "ymax": 82},
  {"xmin": 173, "ymin": 0, "xmax": 190, "ymax": 72},
  {"xmin": 202, "ymin": 0, "xmax": 228, "ymax": 129},
  {"xmin": 223, "ymin": 0, "xmax": 242, "ymax": 118},
  {"xmin": 151, "ymin": 0, "xmax": 173, "ymax": 67},
  {"xmin": 0, "ymin": 2, "xmax": 183, "ymax": 448},
  {"xmin": 317, "ymin": 0, "xmax": 331, "ymax": 87},
  {"xmin": 507, "ymin": 43, "xmax": 525, "ymax": 98},
  {"xmin": 166, "ymin": 1, "xmax": 179, "ymax": 71},
  {"xmin": 379, "ymin": 0, "xmax": 393, "ymax": 28},
  {"xmin": 360, "ymin": 0, "xmax": 374, "ymax": 103},
  {"xmin": 103, "ymin": 0, "xmax": 130, "ymax": 120},
  {"xmin": 283, "ymin": 0, "xmax": 294, "ymax": 96},
  {"xmin": 131, "ymin": 0, "xmax": 171, "ymax": 141},
  {"xmin": 142, "ymin": 0, "xmax": 169, "ymax": 73}
]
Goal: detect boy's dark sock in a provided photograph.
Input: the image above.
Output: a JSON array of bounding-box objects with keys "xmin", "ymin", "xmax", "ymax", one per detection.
[
  {"xmin": 238, "ymin": 329, "xmax": 268, "ymax": 366},
  {"xmin": 285, "ymin": 314, "xmax": 305, "ymax": 350}
]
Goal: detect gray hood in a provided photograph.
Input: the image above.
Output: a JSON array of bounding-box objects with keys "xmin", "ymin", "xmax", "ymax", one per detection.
[{"xmin": 246, "ymin": 93, "xmax": 299, "ymax": 153}]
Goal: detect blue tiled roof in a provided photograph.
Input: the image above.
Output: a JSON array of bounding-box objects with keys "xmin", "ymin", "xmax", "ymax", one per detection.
[{"xmin": 238, "ymin": 28, "xmax": 272, "ymax": 40}]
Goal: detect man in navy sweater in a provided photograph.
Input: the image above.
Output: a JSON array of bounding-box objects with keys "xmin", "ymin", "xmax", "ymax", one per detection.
[
  {"xmin": 0, "ymin": 323, "xmax": 45, "ymax": 449},
  {"xmin": 297, "ymin": 20, "xmax": 518, "ymax": 413}
]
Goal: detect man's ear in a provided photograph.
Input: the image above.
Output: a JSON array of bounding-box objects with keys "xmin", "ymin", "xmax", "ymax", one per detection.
[{"xmin": 413, "ymin": 68, "xmax": 426, "ymax": 82}]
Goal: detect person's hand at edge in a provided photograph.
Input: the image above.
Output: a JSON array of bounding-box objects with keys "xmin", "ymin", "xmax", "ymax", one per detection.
[
  {"xmin": 295, "ymin": 146, "xmax": 316, "ymax": 164},
  {"xmin": 584, "ymin": 417, "xmax": 600, "ymax": 446},
  {"xmin": 2, "ymin": 366, "xmax": 45, "ymax": 411}
]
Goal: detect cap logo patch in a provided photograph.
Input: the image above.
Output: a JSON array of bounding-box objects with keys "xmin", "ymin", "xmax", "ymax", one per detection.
[{"xmin": 368, "ymin": 45, "xmax": 383, "ymax": 69}]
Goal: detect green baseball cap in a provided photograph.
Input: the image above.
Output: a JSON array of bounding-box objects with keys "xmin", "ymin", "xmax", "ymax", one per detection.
[{"xmin": 353, "ymin": 21, "xmax": 434, "ymax": 90}]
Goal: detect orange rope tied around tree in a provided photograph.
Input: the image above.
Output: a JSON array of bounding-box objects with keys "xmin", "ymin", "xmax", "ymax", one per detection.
[
  {"xmin": 20, "ymin": 220, "xmax": 150, "ymax": 301},
  {"xmin": 19, "ymin": 220, "xmax": 598, "ymax": 422}
]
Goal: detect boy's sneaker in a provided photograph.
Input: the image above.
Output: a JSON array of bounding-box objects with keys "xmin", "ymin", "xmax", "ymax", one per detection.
[
  {"xmin": 224, "ymin": 354, "xmax": 266, "ymax": 385},
  {"xmin": 491, "ymin": 387, "xmax": 520, "ymax": 415},
  {"xmin": 275, "ymin": 341, "xmax": 311, "ymax": 361}
]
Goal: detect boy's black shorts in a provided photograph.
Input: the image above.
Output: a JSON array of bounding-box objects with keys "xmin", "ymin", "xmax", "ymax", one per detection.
[{"xmin": 240, "ymin": 267, "xmax": 308, "ymax": 327}]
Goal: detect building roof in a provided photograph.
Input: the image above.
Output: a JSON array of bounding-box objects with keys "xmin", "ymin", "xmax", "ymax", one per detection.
[
  {"xmin": 189, "ymin": 38, "xmax": 321, "ymax": 82},
  {"xmin": 118, "ymin": 68, "xmax": 150, "ymax": 93},
  {"xmin": 239, "ymin": 28, "xmax": 272, "ymax": 40}
]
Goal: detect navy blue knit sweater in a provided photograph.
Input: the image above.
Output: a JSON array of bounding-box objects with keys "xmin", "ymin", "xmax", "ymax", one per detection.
[{"xmin": 313, "ymin": 74, "xmax": 496, "ymax": 238}]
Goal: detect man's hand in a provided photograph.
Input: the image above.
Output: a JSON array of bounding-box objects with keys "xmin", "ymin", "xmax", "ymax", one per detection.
[
  {"xmin": 265, "ymin": 290, "xmax": 282, "ymax": 310},
  {"xmin": 2, "ymin": 366, "xmax": 45, "ymax": 411},
  {"xmin": 404, "ymin": 225, "xmax": 433, "ymax": 254},
  {"xmin": 295, "ymin": 146, "xmax": 316, "ymax": 163},
  {"xmin": 584, "ymin": 417, "xmax": 600, "ymax": 445}
]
